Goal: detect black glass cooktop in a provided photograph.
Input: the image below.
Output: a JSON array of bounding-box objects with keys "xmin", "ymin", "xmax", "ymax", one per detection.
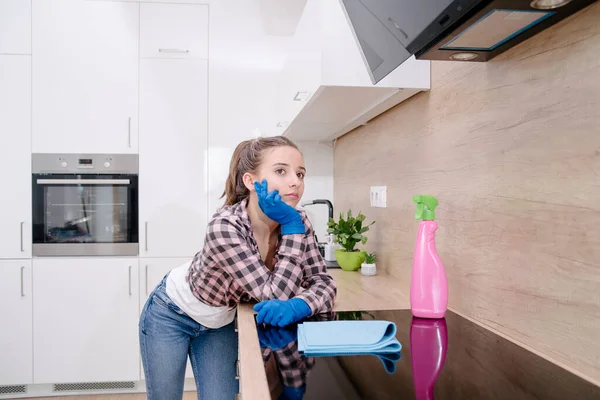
[{"xmin": 255, "ymin": 309, "xmax": 600, "ymax": 400}]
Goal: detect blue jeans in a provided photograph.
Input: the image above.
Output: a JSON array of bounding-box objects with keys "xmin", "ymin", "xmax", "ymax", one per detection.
[{"xmin": 139, "ymin": 275, "xmax": 239, "ymax": 400}]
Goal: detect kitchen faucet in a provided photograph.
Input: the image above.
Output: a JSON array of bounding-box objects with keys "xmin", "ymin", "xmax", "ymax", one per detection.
[
  {"xmin": 301, "ymin": 199, "xmax": 338, "ymax": 262},
  {"xmin": 301, "ymin": 199, "xmax": 333, "ymax": 219}
]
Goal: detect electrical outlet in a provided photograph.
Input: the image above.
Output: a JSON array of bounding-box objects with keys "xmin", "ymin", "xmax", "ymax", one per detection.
[{"xmin": 370, "ymin": 186, "xmax": 387, "ymax": 208}]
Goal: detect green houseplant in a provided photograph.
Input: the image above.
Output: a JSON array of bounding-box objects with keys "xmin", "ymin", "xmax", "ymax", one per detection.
[
  {"xmin": 327, "ymin": 210, "xmax": 375, "ymax": 271},
  {"xmin": 361, "ymin": 252, "xmax": 377, "ymax": 276},
  {"xmin": 364, "ymin": 252, "xmax": 377, "ymax": 264}
]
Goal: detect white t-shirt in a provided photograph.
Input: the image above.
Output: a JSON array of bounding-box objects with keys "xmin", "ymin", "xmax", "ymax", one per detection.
[{"xmin": 165, "ymin": 261, "xmax": 236, "ymax": 329}]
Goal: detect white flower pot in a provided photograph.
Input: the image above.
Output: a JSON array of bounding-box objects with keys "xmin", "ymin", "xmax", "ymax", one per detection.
[{"xmin": 361, "ymin": 262, "xmax": 376, "ymax": 276}]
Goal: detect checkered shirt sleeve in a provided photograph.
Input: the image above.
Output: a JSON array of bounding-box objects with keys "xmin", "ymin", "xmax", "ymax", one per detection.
[
  {"xmin": 293, "ymin": 211, "xmax": 337, "ymax": 315},
  {"xmin": 203, "ymin": 215, "xmax": 308, "ymax": 303}
]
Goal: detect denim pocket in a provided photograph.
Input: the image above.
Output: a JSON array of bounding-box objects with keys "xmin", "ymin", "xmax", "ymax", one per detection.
[
  {"xmin": 152, "ymin": 290, "xmax": 186, "ymax": 316},
  {"xmin": 139, "ymin": 297, "xmax": 150, "ymax": 335}
]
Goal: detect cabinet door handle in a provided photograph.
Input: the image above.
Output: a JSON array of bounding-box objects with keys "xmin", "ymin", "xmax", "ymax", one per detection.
[
  {"xmin": 38, "ymin": 179, "xmax": 130, "ymax": 185},
  {"xmin": 158, "ymin": 48, "xmax": 189, "ymax": 54},
  {"xmin": 128, "ymin": 265, "xmax": 132, "ymax": 296},
  {"xmin": 20, "ymin": 266, "xmax": 25, "ymax": 297},
  {"xmin": 128, "ymin": 117, "xmax": 132, "ymax": 148},
  {"xmin": 145, "ymin": 221, "xmax": 149, "ymax": 252},
  {"xmin": 145, "ymin": 265, "xmax": 149, "ymax": 295},
  {"xmin": 293, "ymin": 91, "xmax": 311, "ymax": 101},
  {"xmin": 20, "ymin": 222, "xmax": 25, "ymax": 252},
  {"xmin": 388, "ymin": 17, "xmax": 408, "ymax": 40},
  {"xmin": 235, "ymin": 359, "xmax": 240, "ymax": 380}
]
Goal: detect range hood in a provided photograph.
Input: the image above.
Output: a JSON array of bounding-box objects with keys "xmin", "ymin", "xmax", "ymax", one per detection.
[{"xmin": 340, "ymin": 0, "xmax": 597, "ymax": 84}]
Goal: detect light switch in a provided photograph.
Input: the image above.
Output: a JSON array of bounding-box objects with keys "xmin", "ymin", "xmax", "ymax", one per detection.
[{"xmin": 370, "ymin": 186, "xmax": 387, "ymax": 208}]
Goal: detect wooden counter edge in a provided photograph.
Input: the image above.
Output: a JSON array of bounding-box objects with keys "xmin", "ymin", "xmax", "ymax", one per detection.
[{"xmin": 237, "ymin": 302, "xmax": 270, "ymax": 400}]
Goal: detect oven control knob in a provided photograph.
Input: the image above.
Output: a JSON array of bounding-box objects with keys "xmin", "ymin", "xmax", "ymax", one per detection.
[
  {"xmin": 60, "ymin": 161, "xmax": 68, "ymax": 168},
  {"xmin": 104, "ymin": 161, "xmax": 111, "ymax": 168}
]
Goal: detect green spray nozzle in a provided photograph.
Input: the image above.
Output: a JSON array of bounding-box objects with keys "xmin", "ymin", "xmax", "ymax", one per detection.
[{"xmin": 413, "ymin": 195, "xmax": 438, "ymax": 221}]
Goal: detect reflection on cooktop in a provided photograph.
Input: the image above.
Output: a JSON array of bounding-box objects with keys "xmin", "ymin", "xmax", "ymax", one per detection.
[{"xmin": 255, "ymin": 309, "xmax": 600, "ymax": 400}]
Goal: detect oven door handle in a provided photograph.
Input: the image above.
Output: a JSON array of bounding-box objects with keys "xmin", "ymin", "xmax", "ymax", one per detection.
[{"xmin": 36, "ymin": 179, "xmax": 131, "ymax": 185}]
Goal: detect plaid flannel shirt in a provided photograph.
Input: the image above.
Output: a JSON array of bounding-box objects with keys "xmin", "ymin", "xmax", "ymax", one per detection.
[
  {"xmin": 262, "ymin": 343, "xmax": 315, "ymax": 389},
  {"xmin": 186, "ymin": 199, "xmax": 337, "ymax": 315}
]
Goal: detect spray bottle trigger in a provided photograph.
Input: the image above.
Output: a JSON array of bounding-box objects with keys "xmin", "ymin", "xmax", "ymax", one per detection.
[{"xmin": 415, "ymin": 203, "xmax": 424, "ymax": 220}]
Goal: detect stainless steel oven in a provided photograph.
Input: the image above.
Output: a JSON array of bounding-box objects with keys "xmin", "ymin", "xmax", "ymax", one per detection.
[{"xmin": 32, "ymin": 154, "xmax": 138, "ymax": 256}]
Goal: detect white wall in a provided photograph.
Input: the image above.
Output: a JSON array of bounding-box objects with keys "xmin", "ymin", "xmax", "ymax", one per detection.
[
  {"xmin": 296, "ymin": 141, "xmax": 334, "ymax": 242},
  {"xmin": 207, "ymin": 0, "xmax": 334, "ymax": 242}
]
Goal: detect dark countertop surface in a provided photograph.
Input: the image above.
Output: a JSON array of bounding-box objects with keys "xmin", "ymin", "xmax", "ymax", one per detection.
[{"xmin": 256, "ymin": 309, "xmax": 600, "ymax": 400}]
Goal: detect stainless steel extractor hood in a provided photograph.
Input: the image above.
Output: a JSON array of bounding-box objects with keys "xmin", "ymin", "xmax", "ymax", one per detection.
[{"xmin": 340, "ymin": 0, "xmax": 597, "ymax": 84}]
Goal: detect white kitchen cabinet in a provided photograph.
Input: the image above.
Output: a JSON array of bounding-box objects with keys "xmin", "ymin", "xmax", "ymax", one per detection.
[
  {"xmin": 276, "ymin": 0, "xmax": 430, "ymax": 142},
  {"xmin": 0, "ymin": 261, "xmax": 32, "ymax": 385},
  {"xmin": 32, "ymin": 0, "xmax": 139, "ymax": 154},
  {"xmin": 33, "ymin": 258, "xmax": 140, "ymax": 383},
  {"xmin": 0, "ymin": 56, "xmax": 31, "ymax": 259},
  {"xmin": 140, "ymin": 257, "xmax": 195, "ymax": 379},
  {"xmin": 275, "ymin": 5, "xmax": 321, "ymax": 132},
  {"xmin": 0, "ymin": 0, "xmax": 31, "ymax": 54},
  {"xmin": 140, "ymin": 3, "xmax": 208, "ymax": 59},
  {"xmin": 139, "ymin": 59, "xmax": 208, "ymax": 258},
  {"xmin": 140, "ymin": 258, "xmax": 192, "ymax": 302},
  {"xmin": 88, "ymin": 0, "xmax": 208, "ymax": 3}
]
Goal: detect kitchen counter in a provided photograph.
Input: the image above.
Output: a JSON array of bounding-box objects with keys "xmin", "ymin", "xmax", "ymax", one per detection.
[
  {"xmin": 236, "ymin": 271, "xmax": 600, "ymax": 399},
  {"xmin": 236, "ymin": 270, "xmax": 411, "ymax": 400},
  {"xmin": 323, "ymin": 269, "xmax": 411, "ymax": 311},
  {"xmin": 255, "ymin": 309, "xmax": 600, "ymax": 399}
]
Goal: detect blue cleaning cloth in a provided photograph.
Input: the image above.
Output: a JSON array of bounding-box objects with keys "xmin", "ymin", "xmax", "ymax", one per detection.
[
  {"xmin": 374, "ymin": 352, "xmax": 402, "ymax": 374},
  {"xmin": 297, "ymin": 320, "xmax": 402, "ymax": 355}
]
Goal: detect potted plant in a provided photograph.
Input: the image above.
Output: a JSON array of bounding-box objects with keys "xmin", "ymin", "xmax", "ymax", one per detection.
[
  {"xmin": 361, "ymin": 252, "xmax": 377, "ymax": 276},
  {"xmin": 327, "ymin": 210, "xmax": 375, "ymax": 271}
]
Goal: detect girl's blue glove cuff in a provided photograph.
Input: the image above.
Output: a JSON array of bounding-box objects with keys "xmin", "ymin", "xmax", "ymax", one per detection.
[{"xmin": 280, "ymin": 222, "xmax": 306, "ymax": 236}]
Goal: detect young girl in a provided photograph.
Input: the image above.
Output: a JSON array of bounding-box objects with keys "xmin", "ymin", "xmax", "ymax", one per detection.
[{"xmin": 139, "ymin": 136, "xmax": 337, "ymax": 400}]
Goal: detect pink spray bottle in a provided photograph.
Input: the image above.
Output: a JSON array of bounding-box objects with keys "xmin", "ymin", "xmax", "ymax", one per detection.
[{"xmin": 410, "ymin": 195, "xmax": 448, "ymax": 319}]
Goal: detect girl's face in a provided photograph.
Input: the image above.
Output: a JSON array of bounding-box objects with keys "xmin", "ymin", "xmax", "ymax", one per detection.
[{"xmin": 256, "ymin": 146, "xmax": 305, "ymax": 208}]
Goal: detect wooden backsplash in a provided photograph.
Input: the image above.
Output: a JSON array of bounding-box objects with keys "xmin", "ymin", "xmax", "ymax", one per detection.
[{"xmin": 333, "ymin": 3, "xmax": 600, "ymax": 384}]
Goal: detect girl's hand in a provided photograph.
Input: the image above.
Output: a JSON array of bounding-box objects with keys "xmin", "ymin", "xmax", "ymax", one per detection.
[
  {"xmin": 254, "ymin": 298, "xmax": 311, "ymax": 327},
  {"xmin": 254, "ymin": 179, "xmax": 305, "ymax": 235}
]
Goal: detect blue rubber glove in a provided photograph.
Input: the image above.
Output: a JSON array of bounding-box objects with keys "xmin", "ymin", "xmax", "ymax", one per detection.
[
  {"xmin": 257, "ymin": 325, "xmax": 297, "ymax": 351},
  {"xmin": 279, "ymin": 385, "xmax": 306, "ymax": 400},
  {"xmin": 253, "ymin": 179, "xmax": 305, "ymax": 235},
  {"xmin": 254, "ymin": 298, "xmax": 312, "ymax": 327}
]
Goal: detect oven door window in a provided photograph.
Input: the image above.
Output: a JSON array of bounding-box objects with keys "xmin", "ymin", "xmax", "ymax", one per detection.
[{"xmin": 32, "ymin": 174, "xmax": 138, "ymax": 244}]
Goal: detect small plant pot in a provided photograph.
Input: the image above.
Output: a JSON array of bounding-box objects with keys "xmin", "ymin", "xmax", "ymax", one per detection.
[
  {"xmin": 361, "ymin": 263, "xmax": 377, "ymax": 276},
  {"xmin": 335, "ymin": 249, "xmax": 366, "ymax": 271}
]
